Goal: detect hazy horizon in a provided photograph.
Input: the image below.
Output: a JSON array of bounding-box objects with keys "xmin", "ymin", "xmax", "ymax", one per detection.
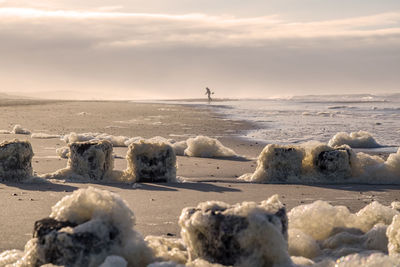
[
  {"xmin": 1, "ymin": 0, "xmax": 399, "ymax": 99},
  {"xmin": 2, "ymin": 90, "xmax": 399, "ymax": 102}
]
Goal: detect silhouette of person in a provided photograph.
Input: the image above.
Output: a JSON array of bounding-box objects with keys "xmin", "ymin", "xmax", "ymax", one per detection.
[{"xmin": 205, "ymin": 87, "xmax": 213, "ymax": 102}]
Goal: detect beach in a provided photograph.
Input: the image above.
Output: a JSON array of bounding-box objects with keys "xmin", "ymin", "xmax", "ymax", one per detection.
[{"xmin": 0, "ymin": 98, "xmax": 400, "ymax": 267}]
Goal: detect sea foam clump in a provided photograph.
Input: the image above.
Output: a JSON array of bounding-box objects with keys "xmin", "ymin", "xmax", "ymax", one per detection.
[
  {"xmin": 356, "ymin": 148, "xmax": 400, "ymax": 183},
  {"xmin": 0, "ymin": 187, "xmax": 154, "ymax": 267},
  {"xmin": 333, "ymin": 252, "xmax": 400, "ymax": 267},
  {"xmin": 56, "ymin": 146, "xmax": 70, "ymax": 159},
  {"xmin": 124, "ymin": 140, "xmax": 177, "ymax": 183},
  {"xmin": 145, "ymin": 236, "xmax": 188, "ymax": 264},
  {"xmin": 240, "ymin": 143, "xmax": 357, "ymax": 183},
  {"xmin": 289, "ymin": 200, "xmax": 398, "ymax": 241},
  {"xmin": 242, "ymin": 142, "xmax": 400, "ymax": 184},
  {"xmin": 11, "ymin": 124, "xmax": 31, "ymax": 135},
  {"xmin": 240, "ymin": 144, "xmax": 304, "ymax": 183},
  {"xmin": 62, "ymin": 132, "xmax": 240, "ymax": 159},
  {"xmin": 179, "ymin": 195, "xmax": 292, "ymax": 266},
  {"xmin": 31, "ymin": 133, "xmax": 60, "ymax": 139},
  {"xmin": 43, "ymin": 140, "xmax": 115, "ymax": 181},
  {"xmin": 183, "ymin": 136, "xmax": 238, "ymax": 158},
  {"xmin": 302, "ymin": 144, "xmax": 356, "ymax": 180},
  {"xmin": 387, "ymin": 214, "xmax": 400, "ymax": 255},
  {"xmin": 328, "ymin": 131, "xmax": 381, "ymax": 148},
  {"xmin": 62, "ymin": 132, "xmax": 130, "ymax": 147},
  {"xmin": 0, "ymin": 139, "xmax": 33, "ymax": 181},
  {"xmin": 67, "ymin": 140, "xmax": 114, "ymax": 180},
  {"xmin": 287, "ymin": 200, "xmax": 400, "ymax": 264}
]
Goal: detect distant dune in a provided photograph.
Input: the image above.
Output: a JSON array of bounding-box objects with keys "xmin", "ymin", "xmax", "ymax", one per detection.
[
  {"xmin": 0, "ymin": 90, "xmax": 107, "ymax": 101},
  {"xmin": 0, "ymin": 92, "xmax": 67, "ymax": 107},
  {"xmin": 0, "ymin": 92, "xmax": 32, "ymax": 100}
]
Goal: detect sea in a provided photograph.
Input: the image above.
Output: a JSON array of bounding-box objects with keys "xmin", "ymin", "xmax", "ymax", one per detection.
[{"xmin": 153, "ymin": 93, "xmax": 400, "ymax": 152}]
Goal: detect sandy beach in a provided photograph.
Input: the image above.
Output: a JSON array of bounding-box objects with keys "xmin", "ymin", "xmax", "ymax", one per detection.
[{"xmin": 0, "ymin": 98, "xmax": 399, "ymax": 255}]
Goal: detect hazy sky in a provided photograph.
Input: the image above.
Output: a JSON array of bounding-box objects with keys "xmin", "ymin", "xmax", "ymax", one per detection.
[{"xmin": 1, "ymin": 1, "xmax": 399, "ymax": 99}]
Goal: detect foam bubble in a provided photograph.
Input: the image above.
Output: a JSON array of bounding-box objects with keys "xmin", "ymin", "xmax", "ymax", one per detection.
[
  {"xmin": 184, "ymin": 136, "xmax": 238, "ymax": 158},
  {"xmin": 328, "ymin": 131, "xmax": 381, "ymax": 148},
  {"xmin": 11, "ymin": 124, "xmax": 31, "ymax": 135}
]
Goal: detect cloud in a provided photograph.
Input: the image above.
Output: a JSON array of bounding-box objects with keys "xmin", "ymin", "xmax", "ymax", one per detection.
[
  {"xmin": 0, "ymin": 7, "xmax": 399, "ymax": 50},
  {"xmin": 0, "ymin": 7, "xmax": 399, "ymax": 98}
]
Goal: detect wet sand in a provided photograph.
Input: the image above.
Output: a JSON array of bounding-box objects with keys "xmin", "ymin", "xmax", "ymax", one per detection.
[{"xmin": 0, "ymin": 99, "xmax": 399, "ymax": 251}]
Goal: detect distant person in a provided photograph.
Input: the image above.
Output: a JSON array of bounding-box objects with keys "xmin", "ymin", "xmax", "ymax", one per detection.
[{"xmin": 205, "ymin": 87, "xmax": 214, "ymax": 102}]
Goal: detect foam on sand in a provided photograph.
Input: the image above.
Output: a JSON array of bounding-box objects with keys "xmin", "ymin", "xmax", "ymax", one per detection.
[
  {"xmin": 356, "ymin": 147, "xmax": 400, "ymax": 183},
  {"xmin": 62, "ymin": 132, "xmax": 238, "ymax": 159},
  {"xmin": 123, "ymin": 140, "xmax": 177, "ymax": 183},
  {"xmin": 241, "ymin": 142, "xmax": 400, "ymax": 184},
  {"xmin": 0, "ymin": 139, "xmax": 33, "ymax": 181},
  {"xmin": 0, "ymin": 250, "xmax": 23, "ymax": 266},
  {"xmin": 170, "ymin": 141, "xmax": 188, "ymax": 156},
  {"xmin": 2, "ymin": 191, "xmax": 400, "ymax": 266},
  {"xmin": 145, "ymin": 236, "xmax": 188, "ymax": 264},
  {"xmin": 183, "ymin": 136, "xmax": 238, "ymax": 158},
  {"xmin": 328, "ymin": 131, "xmax": 381, "ymax": 148},
  {"xmin": 62, "ymin": 132, "xmax": 130, "ymax": 147},
  {"xmin": 145, "ymin": 199, "xmax": 400, "ymax": 265},
  {"xmin": 125, "ymin": 136, "xmax": 176, "ymax": 147},
  {"xmin": 333, "ymin": 252, "xmax": 400, "ymax": 267},
  {"xmin": 43, "ymin": 140, "xmax": 116, "ymax": 181},
  {"xmin": 387, "ymin": 214, "xmax": 400, "ymax": 255},
  {"xmin": 179, "ymin": 194, "xmax": 292, "ymax": 266},
  {"xmin": 288, "ymin": 200, "xmax": 398, "ymax": 241},
  {"xmin": 31, "ymin": 133, "xmax": 60, "ymax": 139},
  {"xmin": 0, "ymin": 187, "xmax": 154, "ymax": 267},
  {"xmin": 45, "ymin": 139, "xmax": 180, "ymax": 183},
  {"xmin": 287, "ymin": 200, "xmax": 400, "ymax": 265},
  {"xmin": 56, "ymin": 146, "xmax": 70, "ymax": 159},
  {"xmin": 11, "ymin": 125, "xmax": 31, "ymax": 135},
  {"xmin": 0, "ymin": 125, "xmax": 31, "ymax": 135},
  {"xmin": 240, "ymin": 144, "xmax": 304, "ymax": 183},
  {"xmin": 302, "ymin": 143, "xmax": 356, "ymax": 180}
]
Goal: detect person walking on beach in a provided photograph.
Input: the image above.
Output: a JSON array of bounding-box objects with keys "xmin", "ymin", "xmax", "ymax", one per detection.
[{"xmin": 205, "ymin": 87, "xmax": 214, "ymax": 102}]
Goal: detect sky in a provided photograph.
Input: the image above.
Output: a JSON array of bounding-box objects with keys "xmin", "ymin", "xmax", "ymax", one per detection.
[{"xmin": 0, "ymin": 0, "xmax": 399, "ymax": 99}]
